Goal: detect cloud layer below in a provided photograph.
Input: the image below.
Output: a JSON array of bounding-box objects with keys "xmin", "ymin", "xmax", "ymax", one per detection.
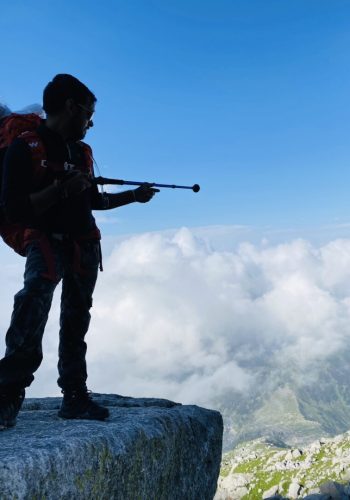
[{"xmin": 1, "ymin": 226, "xmax": 350, "ymax": 407}]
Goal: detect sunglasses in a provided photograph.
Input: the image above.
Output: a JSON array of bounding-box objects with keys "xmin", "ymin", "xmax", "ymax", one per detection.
[{"xmin": 77, "ymin": 103, "xmax": 94, "ymax": 121}]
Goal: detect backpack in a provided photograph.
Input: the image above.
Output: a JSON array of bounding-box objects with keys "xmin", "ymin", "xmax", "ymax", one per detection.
[{"xmin": 0, "ymin": 113, "xmax": 95, "ymax": 256}]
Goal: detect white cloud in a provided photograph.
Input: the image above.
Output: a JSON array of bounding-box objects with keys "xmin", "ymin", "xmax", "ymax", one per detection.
[
  {"xmin": 1, "ymin": 226, "xmax": 350, "ymax": 408},
  {"xmin": 94, "ymin": 214, "xmax": 121, "ymax": 225}
]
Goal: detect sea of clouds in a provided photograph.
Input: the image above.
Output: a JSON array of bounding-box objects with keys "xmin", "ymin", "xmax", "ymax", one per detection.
[{"xmin": 1, "ymin": 225, "xmax": 350, "ymax": 408}]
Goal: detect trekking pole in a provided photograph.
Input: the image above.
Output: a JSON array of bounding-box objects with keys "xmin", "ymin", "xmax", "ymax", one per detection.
[{"xmin": 93, "ymin": 176, "xmax": 200, "ymax": 193}]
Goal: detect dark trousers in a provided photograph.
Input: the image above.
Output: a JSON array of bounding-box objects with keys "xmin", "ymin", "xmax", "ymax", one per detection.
[{"xmin": 0, "ymin": 238, "xmax": 99, "ymax": 393}]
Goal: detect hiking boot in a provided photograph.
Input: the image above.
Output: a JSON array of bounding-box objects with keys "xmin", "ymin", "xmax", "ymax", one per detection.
[
  {"xmin": 58, "ymin": 389, "xmax": 109, "ymax": 421},
  {"xmin": 0, "ymin": 389, "xmax": 25, "ymax": 429}
]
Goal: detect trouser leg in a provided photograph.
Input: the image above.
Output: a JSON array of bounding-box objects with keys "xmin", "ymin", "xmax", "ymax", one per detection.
[
  {"xmin": 57, "ymin": 241, "xmax": 99, "ymax": 392},
  {"xmin": 0, "ymin": 243, "xmax": 59, "ymax": 392}
]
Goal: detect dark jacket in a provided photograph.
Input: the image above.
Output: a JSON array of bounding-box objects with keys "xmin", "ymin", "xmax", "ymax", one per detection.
[{"xmin": 1, "ymin": 122, "xmax": 105, "ymax": 236}]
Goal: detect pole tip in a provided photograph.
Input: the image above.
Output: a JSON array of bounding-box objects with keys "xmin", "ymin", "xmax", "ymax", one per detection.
[{"xmin": 192, "ymin": 184, "xmax": 200, "ymax": 193}]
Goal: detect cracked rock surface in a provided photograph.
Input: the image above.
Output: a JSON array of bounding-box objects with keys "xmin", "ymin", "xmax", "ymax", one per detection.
[{"xmin": 0, "ymin": 393, "xmax": 223, "ymax": 500}]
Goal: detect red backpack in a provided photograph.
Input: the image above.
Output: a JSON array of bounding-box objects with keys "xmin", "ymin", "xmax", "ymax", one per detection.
[
  {"xmin": 0, "ymin": 113, "xmax": 42, "ymax": 150},
  {"xmin": 0, "ymin": 113, "xmax": 95, "ymax": 256}
]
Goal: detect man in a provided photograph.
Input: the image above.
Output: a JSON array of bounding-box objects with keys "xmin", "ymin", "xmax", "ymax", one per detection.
[{"xmin": 0, "ymin": 74, "xmax": 158, "ymax": 429}]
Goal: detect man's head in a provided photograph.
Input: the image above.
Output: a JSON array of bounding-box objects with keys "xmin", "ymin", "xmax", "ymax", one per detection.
[{"xmin": 43, "ymin": 74, "xmax": 96, "ymax": 141}]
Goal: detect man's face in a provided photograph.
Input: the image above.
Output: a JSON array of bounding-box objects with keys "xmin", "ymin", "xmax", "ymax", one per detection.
[{"xmin": 69, "ymin": 99, "xmax": 95, "ymax": 141}]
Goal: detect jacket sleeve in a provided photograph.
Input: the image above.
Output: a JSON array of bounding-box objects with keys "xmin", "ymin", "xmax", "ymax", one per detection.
[
  {"xmin": 90, "ymin": 183, "xmax": 109, "ymax": 210},
  {"xmin": 1, "ymin": 139, "xmax": 35, "ymax": 223}
]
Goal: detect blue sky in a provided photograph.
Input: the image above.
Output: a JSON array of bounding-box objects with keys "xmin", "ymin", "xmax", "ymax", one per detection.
[
  {"xmin": 2, "ymin": 0, "xmax": 350, "ymax": 238},
  {"xmin": 2, "ymin": 1, "xmax": 350, "ymax": 412}
]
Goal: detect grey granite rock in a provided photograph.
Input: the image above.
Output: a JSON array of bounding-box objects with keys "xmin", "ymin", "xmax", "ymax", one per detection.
[
  {"xmin": 302, "ymin": 496, "xmax": 333, "ymax": 500},
  {"xmin": 0, "ymin": 393, "xmax": 223, "ymax": 499}
]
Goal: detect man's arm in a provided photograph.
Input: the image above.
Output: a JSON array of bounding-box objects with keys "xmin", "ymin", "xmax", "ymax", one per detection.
[
  {"xmin": 2, "ymin": 140, "xmax": 93, "ymax": 219},
  {"xmin": 29, "ymin": 171, "xmax": 91, "ymax": 216},
  {"xmin": 92, "ymin": 183, "xmax": 158, "ymax": 210}
]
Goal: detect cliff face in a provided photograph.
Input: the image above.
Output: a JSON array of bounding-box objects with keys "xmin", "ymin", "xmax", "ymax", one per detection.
[{"xmin": 0, "ymin": 393, "xmax": 223, "ymax": 499}]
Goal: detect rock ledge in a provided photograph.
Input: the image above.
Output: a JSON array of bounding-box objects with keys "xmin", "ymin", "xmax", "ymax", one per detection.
[{"xmin": 0, "ymin": 393, "xmax": 223, "ymax": 499}]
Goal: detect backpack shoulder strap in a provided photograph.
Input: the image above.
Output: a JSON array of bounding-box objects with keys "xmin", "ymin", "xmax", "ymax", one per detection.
[
  {"xmin": 19, "ymin": 130, "xmax": 47, "ymax": 169},
  {"xmin": 78, "ymin": 141, "xmax": 94, "ymax": 176}
]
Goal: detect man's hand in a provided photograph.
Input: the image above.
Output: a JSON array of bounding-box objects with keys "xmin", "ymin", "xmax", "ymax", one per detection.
[
  {"xmin": 30, "ymin": 171, "xmax": 91, "ymax": 215},
  {"xmin": 59, "ymin": 171, "xmax": 91, "ymax": 198},
  {"xmin": 133, "ymin": 183, "xmax": 160, "ymax": 203}
]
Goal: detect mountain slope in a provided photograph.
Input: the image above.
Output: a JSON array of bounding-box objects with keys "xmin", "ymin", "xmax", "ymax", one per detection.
[{"xmin": 215, "ymin": 348, "xmax": 350, "ymax": 451}]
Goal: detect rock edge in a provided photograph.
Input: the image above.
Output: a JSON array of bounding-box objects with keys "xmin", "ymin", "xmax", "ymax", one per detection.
[{"xmin": 0, "ymin": 393, "xmax": 223, "ymax": 500}]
